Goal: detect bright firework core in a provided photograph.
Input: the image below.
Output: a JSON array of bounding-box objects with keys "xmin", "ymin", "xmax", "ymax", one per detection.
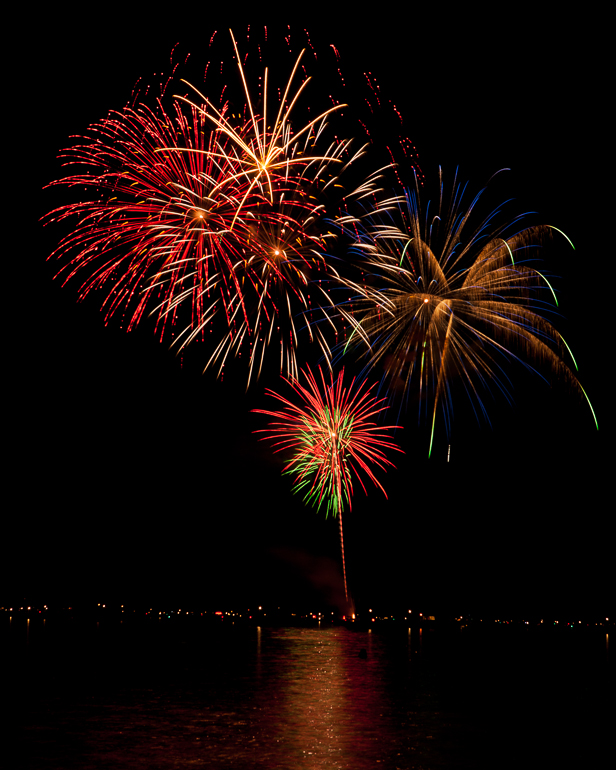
[{"xmin": 255, "ymin": 366, "xmax": 403, "ymax": 518}]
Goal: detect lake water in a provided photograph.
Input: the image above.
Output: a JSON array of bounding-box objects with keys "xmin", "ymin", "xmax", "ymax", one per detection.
[{"xmin": 4, "ymin": 616, "xmax": 612, "ymax": 768}]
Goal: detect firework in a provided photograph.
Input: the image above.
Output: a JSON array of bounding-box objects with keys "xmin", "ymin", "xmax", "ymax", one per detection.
[
  {"xmin": 333, "ymin": 170, "xmax": 598, "ymax": 455},
  {"xmin": 44, "ymin": 100, "xmax": 254, "ymax": 338},
  {"xmin": 43, "ymin": 30, "xmax": 363, "ymax": 382},
  {"xmin": 174, "ymin": 30, "xmax": 347, "ymax": 226},
  {"xmin": 254, "ymin": 366, "xmax": 402, "ymax": 601}
]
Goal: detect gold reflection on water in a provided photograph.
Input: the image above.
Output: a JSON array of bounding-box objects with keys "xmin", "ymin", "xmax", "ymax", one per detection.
[
  {"xmin": 269, "ymin": 629, "xmax": 386, "ymax": 768},
  {"xmin": 367, "ymin": 627, "xmax": 374, "ymax": 656},
  {"xmin": 256, "ymin": 626, "xmax": 262, "ymax": 680}
]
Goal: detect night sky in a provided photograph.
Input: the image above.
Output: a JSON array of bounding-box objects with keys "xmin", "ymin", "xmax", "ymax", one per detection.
[{"xmin": 9, "ymin": 11, "xmax": 609, "ymax": 619}]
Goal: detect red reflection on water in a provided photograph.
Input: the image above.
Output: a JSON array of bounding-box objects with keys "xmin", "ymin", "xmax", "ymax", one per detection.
[{"xmin": 267, "ymin": 628, "xmax": 387, "ymax": 769}]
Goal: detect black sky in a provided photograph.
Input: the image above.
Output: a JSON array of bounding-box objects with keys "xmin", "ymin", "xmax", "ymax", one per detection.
[{"xmin": 9, "ymin": 11, "xmax": 610, "ymax": 617}]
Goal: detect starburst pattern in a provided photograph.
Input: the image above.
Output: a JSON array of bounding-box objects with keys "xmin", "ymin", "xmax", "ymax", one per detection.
[
  {"xmin": 255, "ymin": 366, "xmax": 402, "ymax": 602},
  {"xmin": 332, "ymin": 171, "xmax": 597, "ymax": 454},
  {"xmin": 43, "ymin": 30, "xmax": 367, "ymax": 384},
  {"xmin": 255, "ymin": 367, "xmax": 402, "ymax": 517}
]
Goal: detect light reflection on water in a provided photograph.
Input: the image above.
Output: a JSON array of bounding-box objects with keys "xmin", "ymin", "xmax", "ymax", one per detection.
[
  {"xmin": 266, "ymin": 628, "xmax": 387, "ymax": 768},
  {"xmin": 8, "ymin": 623, "xmax": 425, "ymax": 769},
  {"xmin": 5, "ymin": 618, "xmax": 613, "ymax": 769}
]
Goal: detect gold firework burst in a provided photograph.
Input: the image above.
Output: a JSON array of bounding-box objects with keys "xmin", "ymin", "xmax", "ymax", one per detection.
[{"xmin": 333, "ymin": 170, "xmax": 598, "ymax": 454}]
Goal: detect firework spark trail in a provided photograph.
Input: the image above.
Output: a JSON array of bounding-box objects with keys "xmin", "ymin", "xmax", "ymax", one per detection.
[
  {"xmin": 172, "ymin": 30, "xmax": 348, "ymax": 227},
  {"xmin": 43, "ymin": 30, "xmax": 368, "ymax": 384},
  {"xmin": 338, "ymin": 510, "xmax": 349, "ymax": 606},
  {"xmin": 44, "ymin": 100, "xmax": 256, "ymax": 338},
  {"xmin": 329, "ymin": 169, "xmax": 598, "ymax": 454},
  {"xmin": 254, "ymin": 366, "xmax": 402, "ymax": 602}
]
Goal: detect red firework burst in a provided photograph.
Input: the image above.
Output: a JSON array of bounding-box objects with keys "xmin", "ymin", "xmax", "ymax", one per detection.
[
  {"xmin": 43, "ymin": 30, "xmax": 356, "ymax": 382},
  {"xmin": 254, "ymin": 366, "xmax": 402, "ymax": 601},
  {"xmin": 45, "ymin": 100, "xmax": 254, "ymax": 337},
  {"xmin": 255, "ymin": 366, "xmax": 402, "ymax": 516}
]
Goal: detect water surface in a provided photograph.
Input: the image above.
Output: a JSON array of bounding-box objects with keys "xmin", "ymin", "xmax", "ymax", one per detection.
[{"xmin": 4, "ymin": 617, "xmax": 612, "ymax": 768}]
